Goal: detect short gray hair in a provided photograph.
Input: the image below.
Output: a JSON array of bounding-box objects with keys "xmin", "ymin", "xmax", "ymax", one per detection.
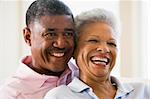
[{"xmin": 75, "ymin": 8, "xmax": 120, "ymax": 39}]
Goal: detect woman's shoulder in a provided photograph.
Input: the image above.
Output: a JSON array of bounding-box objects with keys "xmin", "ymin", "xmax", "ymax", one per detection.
[
  {"xmin": 44, "ymin": 85, "xmax": 72, "ymax": 99},
  {"xmin": 112, "ymin": 76, "xmax": 150, "ymax": 98},
  {"xmin": 47, "ymin": 85, "xmax": 70, "ymax": 94},
  {"xmin": 120, "ymin": 77, "xmax": 149, "ymax": 86},
  {"xmin": 119, "ymin": 77, "xmax": 150, "ymax": 93}
]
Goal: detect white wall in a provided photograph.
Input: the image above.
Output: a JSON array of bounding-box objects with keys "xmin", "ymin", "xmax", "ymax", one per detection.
[
  {"xmin": 148, "ymin": 0, "xmax": 150, "ymax": 80},
  {"xmin": 0, "ymin": 1, "xmax": 32, "ymax": 84},
  {"xmin": 0, "ymin": 1, "xmax": 20, "ymax": 84},
  {"xmin": 119, "ymin": 0, "xmax": 149, "ymax": 79}
]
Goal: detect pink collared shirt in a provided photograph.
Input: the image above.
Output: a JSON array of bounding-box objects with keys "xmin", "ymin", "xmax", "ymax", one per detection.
[{"xmin": 0, "ymin": 56, "xmax": 78, "ymax": 99}]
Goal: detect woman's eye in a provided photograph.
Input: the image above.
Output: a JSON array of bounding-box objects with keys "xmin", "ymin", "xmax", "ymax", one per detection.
[
  {"xmin": 88, "ymin": 39, "xmax": 98, "ymax": 43},
  {"xmin": 108, "ymin": 42, "xmax": 117, "ymax": 47}
]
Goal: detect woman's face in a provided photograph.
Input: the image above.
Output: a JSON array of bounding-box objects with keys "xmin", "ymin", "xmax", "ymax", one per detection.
[{"xmin": 74, "ymin": 22, "xmax": 118, "ymax": 80}]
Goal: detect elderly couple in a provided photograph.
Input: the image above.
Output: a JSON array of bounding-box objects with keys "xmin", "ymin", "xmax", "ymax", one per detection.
[{"xmin": 0, "ymin": 0, "xmax": 149, "ymax": 99}]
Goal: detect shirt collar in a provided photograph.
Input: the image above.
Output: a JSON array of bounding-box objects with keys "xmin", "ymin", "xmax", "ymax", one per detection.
[
  {"xmin": 111, "ymin": 76, "xmax": 134, "ymax": 91},
  {"xmin": 68, "ymin": 76, "xmax": 134, "ymax": 98},
  {"xmin": 111, "ymin": 76, "xmax": 134, "ymax": 98},
  {"xmin": 15, "ymin": 56, "xmax": 72, "ymax": 90},
  {"xmin": 68, "ymin": 77, "xmax": 91, "ymax": 92}
]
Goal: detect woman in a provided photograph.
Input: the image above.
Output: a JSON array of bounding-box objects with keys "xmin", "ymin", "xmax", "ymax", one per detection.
[{"xmin": 44, "ymin": 8, "xmax": 149, "ymax": 99}]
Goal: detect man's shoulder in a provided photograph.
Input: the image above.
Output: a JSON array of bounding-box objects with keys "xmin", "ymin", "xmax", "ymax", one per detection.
[
  {"xmin": 0, "ymin": 75, "xmax": 25, "ymax": 90},
  {"xmin": 0, "ymin": 77, "xmax": 22, "ymax": 98}
]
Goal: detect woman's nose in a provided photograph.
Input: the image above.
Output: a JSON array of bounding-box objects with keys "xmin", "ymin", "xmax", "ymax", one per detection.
[{"xmin": 96, "ymin": 43, "xmax": 110, "ymax": 53}]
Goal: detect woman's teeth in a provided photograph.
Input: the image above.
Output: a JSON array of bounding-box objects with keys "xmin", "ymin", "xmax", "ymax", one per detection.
[{"xmin": 91, "ymin": 57, "xmax": 109, "ymax": 65}]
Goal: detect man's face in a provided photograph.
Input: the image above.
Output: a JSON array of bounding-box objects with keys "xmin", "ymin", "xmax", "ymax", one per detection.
[{"xmin": 24, "ymin": 15, "xmax": 75, "ymax": 75}]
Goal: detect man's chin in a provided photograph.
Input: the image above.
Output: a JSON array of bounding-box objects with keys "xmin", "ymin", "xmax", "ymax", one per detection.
[{"xmin": 50, "ymin": 68, "xmax": 67, "ymax": 76}]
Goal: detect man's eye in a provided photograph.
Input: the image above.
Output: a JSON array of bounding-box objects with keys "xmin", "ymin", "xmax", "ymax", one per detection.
[
  {"xmin": 64, "ymin": 32, "xmax": 73, "ymax": 37},
  {"xmin": 45, "ymin": 32, "xmax": 56, "ymax": 37}
]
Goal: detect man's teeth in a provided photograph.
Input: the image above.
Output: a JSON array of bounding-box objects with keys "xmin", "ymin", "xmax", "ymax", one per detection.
[{"xmin": 53, "ymin": 53, "xmax": 64, "ymax": 57}]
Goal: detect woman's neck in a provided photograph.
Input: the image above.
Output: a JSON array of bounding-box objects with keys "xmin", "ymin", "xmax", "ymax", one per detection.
[
  {"xmin": 79, "ymin": 75, "xmax": 117, "ymax": 99},
  {"xmin": 92, "ymin": 81, "xmax": 116, "ymax": 99}
]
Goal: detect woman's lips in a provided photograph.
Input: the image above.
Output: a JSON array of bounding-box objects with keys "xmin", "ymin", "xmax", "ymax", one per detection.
[{"xmin": 90, "ymin": 56, "xmax": 110, "ymax": 65}]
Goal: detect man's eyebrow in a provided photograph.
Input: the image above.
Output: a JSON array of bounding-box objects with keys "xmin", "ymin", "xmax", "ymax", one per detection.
[
  {"xmin": 64, "ymin": 28, "xmax": 74, "ymax": 31},
  {"xmin": 46, "ymin": 28, "xmax": 74, "ymax": 32},
  {"xmin": 47, "ymin": 28, "xmax": 55, "ymax": 31}
]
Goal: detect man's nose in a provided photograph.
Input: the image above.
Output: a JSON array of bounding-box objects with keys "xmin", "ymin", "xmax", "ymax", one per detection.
[
  {"xmin": 53, "ymin": 36, "xmax": 66, "ymax": 48},
  {"xmin": 96, "ymin": 43, "xmax": 110, "ymax": 53}
]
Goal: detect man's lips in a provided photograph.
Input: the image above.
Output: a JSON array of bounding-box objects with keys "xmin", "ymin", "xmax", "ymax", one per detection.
[{"xmin": 51, "ymin": 52, "xmax": 65, "ymax": 58}]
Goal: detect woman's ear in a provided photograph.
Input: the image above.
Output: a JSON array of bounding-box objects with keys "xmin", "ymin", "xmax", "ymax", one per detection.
[{"xmin": 23, "ymin": 27, "xmax": 31, "ymax": 46}]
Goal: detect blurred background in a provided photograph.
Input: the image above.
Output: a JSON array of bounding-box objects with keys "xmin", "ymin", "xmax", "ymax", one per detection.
[{"xmin": 0, "ymin": 0, "xmax": 149, "ymax": 84}]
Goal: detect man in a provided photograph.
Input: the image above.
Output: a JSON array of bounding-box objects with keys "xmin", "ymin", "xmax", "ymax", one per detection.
[{"xmin": 0, "ymin": 0, "xmax": 78, "ymax": 99}]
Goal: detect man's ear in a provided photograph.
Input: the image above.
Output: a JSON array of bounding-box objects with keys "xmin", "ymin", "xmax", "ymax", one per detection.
[{"xmin": 23, "ymin": 27, "xmax": 31, "ymax": 46}]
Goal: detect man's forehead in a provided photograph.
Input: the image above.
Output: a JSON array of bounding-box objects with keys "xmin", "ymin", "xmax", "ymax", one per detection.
[
  {"xmin": 38, "ymin": 15, "xmax": 73, "ymax": 21},
  {"xmin": 35, "ymin": 15, "xmax": 73, "ymax": 26},
  {"xmin": 28, "ymin": 15, "xmax": 74, "ymax": 33}
]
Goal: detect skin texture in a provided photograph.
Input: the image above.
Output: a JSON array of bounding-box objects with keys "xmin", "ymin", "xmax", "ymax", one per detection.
[
  {"xmin": 74, "ymin": 22, "xmax": 118, "ymax": 98},
  {"xmin": 23, "ymin": 15, "xmax": 75, "ymax": 76}
]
